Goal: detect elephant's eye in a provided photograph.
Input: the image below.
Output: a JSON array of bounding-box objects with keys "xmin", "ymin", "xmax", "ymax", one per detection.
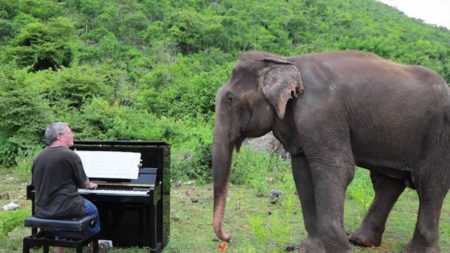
[{"xmin": 225, "ymin": 95, "xmax": 233, "ymax": 104}]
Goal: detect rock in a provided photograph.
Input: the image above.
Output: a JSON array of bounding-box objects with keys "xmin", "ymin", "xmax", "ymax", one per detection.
[
  {"xmin": 268, "ymin": 189, "xmax": 283, "ymax": 204},
  {"xmin": 185, "ymin": 188, "xmax": 198, "ymax": 203},
  {"xmin": 2, "ymin": 202, "xmax": 20, "ymax": 211},
  {"xmin": 285, "ymin": 244, "xmax": 300, "ymax": 252},
  {"xmin": 243, "ymin": 132, "xmax": 290, "ymax": 160}
]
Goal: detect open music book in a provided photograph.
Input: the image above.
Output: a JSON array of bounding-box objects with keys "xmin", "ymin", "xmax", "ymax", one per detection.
[{"xmin": 75, "ymin": 150, "xmax": 141, "ymax": 179}]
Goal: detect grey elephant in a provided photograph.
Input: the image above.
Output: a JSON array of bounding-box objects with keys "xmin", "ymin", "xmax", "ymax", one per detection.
[{"xmin": 212, "ymin": 50, "xmax": 450, "ymax": 253}]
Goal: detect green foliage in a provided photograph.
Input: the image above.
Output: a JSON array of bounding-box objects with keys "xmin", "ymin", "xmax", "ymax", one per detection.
[
  {"xmin": 0, "ymin": 0, "xmax": 449, "ymax": 182},
  {"xmin": 231, "ymin": 147, "xmax": 290, "ymax": 196},
  {"xmin": 248, "ymin": 210, "xmax": 292, "ymax": 247},
  {"xmin": 347, "ymin": 167, "xmax": 375, "ymax": 211},
  {"xmin": 0, "ymin": 207, "xmax": 30, "ymax": 239},
  {"xmin": 9, "ymin": 17, "xmax": 76, "ymax": 71},
  {"xmin": 0, "ymin": 71, "xmax": 53, "ymax": 165},
  {"xmin": 0, "ymin": 19, "xmax": 14, "ymax": 41},
  {"xmin": 0, "ymin": 0, "xmax": 19, "ymax": 19},
  {"xmin": 17, "ymin": 0, "xmax": 65, "ymax": 21},
  {"xmin": 14, "ymin": 149, "xmax": 36, "ymax": 181},
  {"xmin": 171, "ymin": 118, "xmax": 213, "ymax": 182}
]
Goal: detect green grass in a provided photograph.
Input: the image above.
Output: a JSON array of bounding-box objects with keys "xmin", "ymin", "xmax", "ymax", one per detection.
[{"xmin": 0, "ymin": 167, "xmax": 449, "ymax": 253}]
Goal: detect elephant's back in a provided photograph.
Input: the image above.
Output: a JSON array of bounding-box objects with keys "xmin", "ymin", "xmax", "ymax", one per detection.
[
  {"xmin": 292, "ymin": 51, "xmax": 450, "ymax": 168},
  {"xmin": 293, "ymin": 50, "xmax": 447, "ymax": 106}
]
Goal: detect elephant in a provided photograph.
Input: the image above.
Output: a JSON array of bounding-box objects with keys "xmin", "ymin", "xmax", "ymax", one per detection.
[{"xmin": 212, "ymin": 50, "xmax": 450, "ymax": 253}]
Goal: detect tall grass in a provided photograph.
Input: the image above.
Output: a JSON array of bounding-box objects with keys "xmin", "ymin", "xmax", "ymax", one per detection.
[
  {"xmin": 347, "ymin": 167, "xmax": 375, "ymax": 212},
  {"xmin": 231, "ymin": 147, "xmax": 291, "ymax": 196}
]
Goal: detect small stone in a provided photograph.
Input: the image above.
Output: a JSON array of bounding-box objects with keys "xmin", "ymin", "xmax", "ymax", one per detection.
[{"xmin": 268, "ymin": 189, "xmax": 283, "ymax": 204}]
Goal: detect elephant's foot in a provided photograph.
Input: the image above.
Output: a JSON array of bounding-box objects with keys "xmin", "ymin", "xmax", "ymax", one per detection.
[
  {"xmin": 299, "ymin": 237, "xmax": 352, "ymax": 253},
  {"xmin": 403, "ymin": 242, "xmax": 439, "ymax": 253},
  {"xmin": 299, "ymin": 237, "xmax": 326, "ymax": 253},
  {"xmin": 349, "ymin": 228, "xmax": 382, "ymax": 247}
]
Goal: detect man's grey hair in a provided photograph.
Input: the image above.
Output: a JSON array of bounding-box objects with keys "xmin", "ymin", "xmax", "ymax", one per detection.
[{"xmin": 45, "ymin": 122, "xmax": 69, "ymax": 145}]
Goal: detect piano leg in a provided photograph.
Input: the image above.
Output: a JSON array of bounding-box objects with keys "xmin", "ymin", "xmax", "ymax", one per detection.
[
  {"xmin": 149, "ymin": 192, "xmax": 158, "ymax": 250},
  {"xmin": 150, "ymin": 242, "xmax": 162, "ymax": 253}
]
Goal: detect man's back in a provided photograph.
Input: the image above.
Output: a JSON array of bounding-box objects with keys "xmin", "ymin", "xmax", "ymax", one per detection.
[{"xmin": 32, "ymin": 146, "xmax": 87, "ymax": 218}]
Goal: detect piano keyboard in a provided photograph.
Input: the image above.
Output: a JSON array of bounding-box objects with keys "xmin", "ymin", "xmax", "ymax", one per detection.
[{"xmin": 78, "ymin": 188, "xmax": 149, "ymax": 197}]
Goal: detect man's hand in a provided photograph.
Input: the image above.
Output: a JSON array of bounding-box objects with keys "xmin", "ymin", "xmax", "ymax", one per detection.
[{"xmin": 83, "ymin": 181, "xmax": 97, "ymax": 189}]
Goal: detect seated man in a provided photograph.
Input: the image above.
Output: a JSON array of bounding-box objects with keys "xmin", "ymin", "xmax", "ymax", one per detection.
[{"xmin": 32, "ymin": 122, "xmax": 100, "ymax": 253}]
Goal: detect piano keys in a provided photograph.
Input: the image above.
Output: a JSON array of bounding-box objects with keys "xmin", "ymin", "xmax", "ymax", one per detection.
[
  {"xmin": 27, "ymin": 140, "xmax": 170, "ymax": 253},
  {"xmin": 78, "ymin": 186, "xmax": 151, "ymax": 197}
]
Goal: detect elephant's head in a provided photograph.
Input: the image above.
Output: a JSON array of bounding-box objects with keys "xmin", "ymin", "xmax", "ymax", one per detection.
[{"xmin": 212, "ymin": 51, "xmax": 304, "ymax": 241}]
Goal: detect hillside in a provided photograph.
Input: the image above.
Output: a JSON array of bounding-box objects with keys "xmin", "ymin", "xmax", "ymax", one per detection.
[{"xmin": 0, "ymin": 0, "xmax": 449, "ymax": 180}]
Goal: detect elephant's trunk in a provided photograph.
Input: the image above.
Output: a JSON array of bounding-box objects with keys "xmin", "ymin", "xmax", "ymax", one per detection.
[{"xmin": 212, "ymin": 133, "xmax": 234, "ymax": 242}]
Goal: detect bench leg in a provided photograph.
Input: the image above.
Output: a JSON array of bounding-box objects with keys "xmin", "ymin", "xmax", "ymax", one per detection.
[
  {"xmin": 92, "ymin": 238, "xmax": 99, "ymax": 253},
  {"xmin": 44, "ymin": 245, "xmax": 49, "ymax": 253},
  {"xmin": 22, "ymin": 238, "xmax": 30, "ymax": 253}
]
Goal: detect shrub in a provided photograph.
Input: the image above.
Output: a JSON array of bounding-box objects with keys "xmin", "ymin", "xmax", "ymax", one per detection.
[
  {"xmin": 0, "ymin": 82, "xmax": 53, "ymax": 166},
  {"xmin": 171, "ymin": 118, "xmax": 213, "ymax": 183},
  {"xmin": 0, "ymin": 207, "xmax": 30, "ymax": 239},
  {"xmin": 231, "ymin": 147, "xmax": 290, "ymax": 196},
  {"xmin": 9, "ymin": 17, "xmax": 76, "ymax": 71}
]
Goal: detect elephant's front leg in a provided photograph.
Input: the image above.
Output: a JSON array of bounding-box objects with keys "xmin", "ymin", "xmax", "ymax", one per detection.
[
  {"xmin": 291, "ymin": 155, "xmax": 326, "ymax": 253},
  {"xmin": 307, "ymin": 149, "xmax": 356, "ymax": 253},
  {"xmin": 349, "ymin": 171, "xmax": 405, "ymax": 247}
]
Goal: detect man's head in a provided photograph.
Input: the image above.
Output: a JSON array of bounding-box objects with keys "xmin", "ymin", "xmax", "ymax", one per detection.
[{"xmin": 45, "ymin": 122, "xmax": 74, "ymax": 147}]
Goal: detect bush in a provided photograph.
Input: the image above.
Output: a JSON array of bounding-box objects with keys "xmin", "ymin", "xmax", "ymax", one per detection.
[
  {"xmin": 0, "ymin": 207, "xmax": 30, "ymax": 239},
  {"xmin": 171, "ymin": 118, "xmax": 213, "ymax": 183},
  {"xmin": 231, "ymin": 147, "xmax": 290, "ymax": 196},
  {"xmin": 9, "ymin": 17, "xmax": 76, "ymax": 71},
  {"xmin": 172, "ymin": 139, "xmax": 212, "ymax": 183},
  {"xmin": 0, "ymin": 81, "xmax": 53, "ymax": 166}
]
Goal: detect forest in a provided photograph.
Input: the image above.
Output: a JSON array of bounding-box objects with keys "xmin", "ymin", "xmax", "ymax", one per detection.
[{"xmin": 0, "ymin": 0, "xmax": 449, "ymax": 182}]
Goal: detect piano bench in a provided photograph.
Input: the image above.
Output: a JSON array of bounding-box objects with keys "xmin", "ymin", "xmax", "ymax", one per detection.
[{"xmin": 23, "ymin": 214, "xmax": 99, "ymax": 253}]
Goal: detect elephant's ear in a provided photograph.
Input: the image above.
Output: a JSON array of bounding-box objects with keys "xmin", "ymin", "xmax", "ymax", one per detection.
[{"xmin": 259, "ymin": 57, "xmax": 304, "ymax": 119}]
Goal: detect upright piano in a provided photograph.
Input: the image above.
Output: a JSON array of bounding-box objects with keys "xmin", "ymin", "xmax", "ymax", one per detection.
[{"xmin": 27, "ymin": 140, "xmax": 170, "ymax": 253}]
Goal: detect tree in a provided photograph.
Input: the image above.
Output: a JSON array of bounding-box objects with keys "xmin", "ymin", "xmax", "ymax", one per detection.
[
  {"xmin": 0, "ymin": 69, "xmax": 53, "ymax": 165},
  {"xmin": 9, "ymin": 17, "xmax": 76, "ymax": 71},
  {"xmin": 17, "ymin": 0, "xmax": 64, "ymax": 21}
]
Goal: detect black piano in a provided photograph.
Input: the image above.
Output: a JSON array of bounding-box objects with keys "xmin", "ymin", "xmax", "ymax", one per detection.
[{"xmin": 27, "ymin": 140, "xmax": 170, "ymax": 253}]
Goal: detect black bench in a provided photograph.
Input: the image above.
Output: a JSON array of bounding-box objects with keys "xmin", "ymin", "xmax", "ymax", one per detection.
[{"xmin": 23, "ymin": 214, "xmax": 99, "ymax": 253}]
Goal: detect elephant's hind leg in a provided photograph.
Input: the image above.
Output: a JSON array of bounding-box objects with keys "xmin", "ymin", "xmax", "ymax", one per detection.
[
  {"xmin": 404, "ymin": 173, "xmax": 448, "ymax": 252},
  {"xmin": 349, "ymin": 171, "xmax": 405, "ymax": 247}
]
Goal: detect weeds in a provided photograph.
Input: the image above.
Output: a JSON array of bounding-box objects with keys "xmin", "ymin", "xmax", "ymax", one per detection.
[
  {"xmin": 347, "ymin": 167, "xmax": 374, "ymax": 212},
  {"xmin": 0, "ymin": 208, "xmax": 30, "ymax": 239},
  {"xmin": 14, "ymin": 152, "xmax": 35, "ymax": 182},
  {"xmin": 231, "ymin": 147, "xmax": 290, "ymax": 197}
]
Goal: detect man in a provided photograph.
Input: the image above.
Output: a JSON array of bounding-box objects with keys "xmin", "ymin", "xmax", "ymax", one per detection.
[{"xmin": 32, "ymin": 122, "xmax": 100, "ymax": 253}]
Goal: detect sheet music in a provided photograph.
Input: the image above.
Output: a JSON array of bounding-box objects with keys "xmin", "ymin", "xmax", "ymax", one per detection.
[{"xmin": 75, "ymin": 151, "xmax": 141, "ymax": 179}]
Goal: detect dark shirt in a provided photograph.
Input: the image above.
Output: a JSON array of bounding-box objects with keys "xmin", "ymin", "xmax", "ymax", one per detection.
[{"xmin": 32, "ymin": 146, "xmax": 88, "ymax": 218}]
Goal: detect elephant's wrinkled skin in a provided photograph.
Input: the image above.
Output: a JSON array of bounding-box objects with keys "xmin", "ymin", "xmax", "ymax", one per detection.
[{"xmin": 212, "ymin": 51, "xmax": 450, "ymax": 253}]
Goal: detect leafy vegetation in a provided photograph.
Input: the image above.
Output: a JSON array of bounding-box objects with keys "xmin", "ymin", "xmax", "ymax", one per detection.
[{"xmin": 0, "ymin": 0, "xmax": 449, "ymax": 179}]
